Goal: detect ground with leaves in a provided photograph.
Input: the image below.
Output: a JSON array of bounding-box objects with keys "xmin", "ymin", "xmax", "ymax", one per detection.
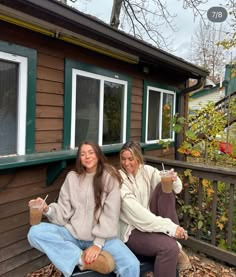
[
  {"xmin": 26, "ymin": 248, "xmax": 236, "ymax": 277},
  {"xmin": 180, "ymin": 248, "xmax": 236, "ymax": 277}
]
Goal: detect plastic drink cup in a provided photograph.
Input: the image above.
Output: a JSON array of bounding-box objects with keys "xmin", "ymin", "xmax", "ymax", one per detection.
[
  {"xmin": 29, "ymin": 201, "xmax": 43, "ymax": 225},
  {"xmin": 160, "ymin": 170, "xmax": 173, "ymax": 193}
]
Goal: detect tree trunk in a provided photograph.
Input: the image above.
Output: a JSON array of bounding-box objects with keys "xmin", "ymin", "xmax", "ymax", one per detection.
[{"xmin": 110, "ymin": 0, "xmax": 123, "ymax": 29}]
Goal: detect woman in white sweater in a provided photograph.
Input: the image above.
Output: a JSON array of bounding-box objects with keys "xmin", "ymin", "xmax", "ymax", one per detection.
[
  {"xmin": 118, "ymin": 141, "xmax": 191, "ymax": 277},
  {"xmin": 28, "ymin": 141, "xmax": 139, "ymax": 277}
]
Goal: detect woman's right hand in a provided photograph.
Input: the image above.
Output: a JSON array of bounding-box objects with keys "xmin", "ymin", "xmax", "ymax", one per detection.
[
  {"xmin": 175, "ymin": 226, "xmax": 188, "ymax": 240},
  {"xmin": 28, "ymin": 197, "xmax": 49, "ymax": 213}
]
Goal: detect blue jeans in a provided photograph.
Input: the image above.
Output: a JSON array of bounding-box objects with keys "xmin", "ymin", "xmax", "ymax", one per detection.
[{"xmin": 28, "ymin": 222, "xmax": 139, "ymax": 277}]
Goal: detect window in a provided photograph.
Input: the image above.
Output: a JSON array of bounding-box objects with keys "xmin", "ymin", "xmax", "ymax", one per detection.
[
  {"xmin": 0, "ymin": 51, "xmax": 28, "ymax": 156},
  {"xmin": 70, "ymin": 69, "xmax": 127, "ymax": 147},
  {"xmin": 145, "ymin": 86, "xmax": 175, "ymax": 143}
]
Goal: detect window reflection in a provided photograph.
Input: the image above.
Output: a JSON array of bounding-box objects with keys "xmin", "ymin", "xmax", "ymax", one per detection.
[{"xmin": 0, "ymin": 61, "xmax": 18, "ymax": 155}]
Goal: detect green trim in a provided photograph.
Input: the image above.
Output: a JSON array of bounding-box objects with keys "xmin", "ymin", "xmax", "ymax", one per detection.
[
  {"xmin": 0, "ymin": 40, "xmax": 37, "ymax": 154},
  {"xmin": 141, "ymin": 80, "xmax": 177, "ymax": 149},
  {"xmin": 0, "ymin": 145, "xmax": 123, "ymax": 171},
  {"xmin": 144, "ymin": 80, "xmax": 178, "ymax": 93},
  {"xmin": 64, "ymin": 59, "xmax": 132, "ymax": 147},
  {"xmin": 46, "ymin": 160, "xmax": 67, "ymax": 186},
  {"xmin": 0, "ymin": 150, "xmax": 77, "ymax": 171},
  {"xmin": 0, "ymin": 145, "xmax": 124, "ymax": 185},
  {"xmin": 0, "ymin": 143, "xmax": 153, "ymax": 186},
  {"xmin": 143, "ymin": 141, "xmax": 174, "ymax": 151}
]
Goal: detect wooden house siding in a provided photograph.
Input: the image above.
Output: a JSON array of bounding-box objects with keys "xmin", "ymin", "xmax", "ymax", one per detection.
[
  {"xmin": 35, "ymin": 46, "xmax": 65, "ymax": 152},
  {"xmin": 130, "ymin": 78, "xmax": 143, "ymax": 141}
]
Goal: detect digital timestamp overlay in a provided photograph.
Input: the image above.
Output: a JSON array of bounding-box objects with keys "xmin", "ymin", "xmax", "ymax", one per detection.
[{"xmin": 207, "ymin": 6, "xmax": 228, "ymax": 23}]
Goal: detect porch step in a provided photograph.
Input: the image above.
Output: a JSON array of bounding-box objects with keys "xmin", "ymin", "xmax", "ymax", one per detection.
[{"xmin": 69, "ymin": 255, "xmax": 179, "ymax": 276}]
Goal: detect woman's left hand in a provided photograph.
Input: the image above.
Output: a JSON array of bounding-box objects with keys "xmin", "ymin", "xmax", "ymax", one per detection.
[{"xmin": 84, "ymin": 245, "xmax": 101, "ymax": 264}]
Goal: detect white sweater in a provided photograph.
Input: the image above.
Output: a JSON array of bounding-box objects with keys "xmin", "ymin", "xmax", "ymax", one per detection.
[
  {"xmin": 46, "ymin": 170, "xmax": 121, "ymax": 247},
  {"xmin": 118, "ymin": 165, "xmax": 182, "ymax": 242}
]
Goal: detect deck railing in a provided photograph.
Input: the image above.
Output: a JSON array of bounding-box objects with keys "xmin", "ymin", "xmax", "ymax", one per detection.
[{"xmin": 144, "ymin": 155, "xmax": 236, "ymax": 266}]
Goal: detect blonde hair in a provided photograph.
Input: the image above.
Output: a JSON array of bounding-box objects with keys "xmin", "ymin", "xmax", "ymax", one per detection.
[{"xmin": 120, "ymin": 141, "xmax": 144, "ymax": 171}]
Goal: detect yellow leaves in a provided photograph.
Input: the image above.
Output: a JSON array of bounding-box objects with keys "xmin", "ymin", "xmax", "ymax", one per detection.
[
  {"xmin": 177, "ymin": 146, "xmax": 189, "ymax": 154},
  {"xmin": 217, "ymin": 221, "xmax": 224, "ymax": 232},
  {"xmin": 191, "ymin": 150, "xmax": 201, "ymax": 157},
  {"xmin": 184, "ymin": 169, "xmax": 192, "ymax": 177},
  {"xmin": 177, "ymin": 144, "xmax": 201, "ymax": 157},
  {"xmin": 220, "ymin": 215, "xmax": 227, "ymax": 223},
  {"xmin": 217, "ymin": 215, "xmax": 228, "ymax": 230},
  {"xmin": 163, "ymin": 104, "xmax": 170, "ymax": 110},
  {"xmin": 202, "ymin": 179, "xmax": 210, "ymax": 187},
  {"xmin": 218, "ymin": 37, "xmax": 236, "ymax": 50},
  {"xmin": 202, "ymin": 179, "xmax": 214, "ymax": 197},
  {"xmin": 206, "ymin": 187, "xmax": 215, "ymax": 197}
]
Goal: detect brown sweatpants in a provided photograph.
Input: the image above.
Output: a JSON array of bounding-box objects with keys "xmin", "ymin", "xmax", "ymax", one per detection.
[{"xmin": 126, "ymin": 183, "xmax": 180, "ymax": 277}]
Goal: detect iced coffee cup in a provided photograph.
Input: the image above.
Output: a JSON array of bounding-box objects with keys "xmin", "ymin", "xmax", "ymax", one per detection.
[
  {"xmin": 160, "ymin": 170, "xmax": 173, "ymax": 193},
  {"xmin": 29, "ymin": 200, "xmax": 43, "ymax": 225}
]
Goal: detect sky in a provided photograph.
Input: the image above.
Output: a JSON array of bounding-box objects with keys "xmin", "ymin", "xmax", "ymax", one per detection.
[{"xmin": 68, "ymin": 0, "xmax": 233, "ymax": 62}]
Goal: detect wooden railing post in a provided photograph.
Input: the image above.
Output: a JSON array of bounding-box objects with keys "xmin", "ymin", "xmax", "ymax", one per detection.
[{"xmin": 227, "ymin": 183, "xmax": 235, "ymax": 250}]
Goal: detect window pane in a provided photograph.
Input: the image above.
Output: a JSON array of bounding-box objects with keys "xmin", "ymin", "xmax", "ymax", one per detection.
[
  {"xmin": 162, "ymin": 93, "xmax": 174, "ymax": 139},
  {"xmin": 103, "ymin": 81, "xmax": 124, "ymax": 144},
  {"xmin": 148, "ymin": 90, "xmax": 160, "ymax": 140},
  {"xmin": 0, "ymin": 60, "xmax": 18, "ymax": 155},
  {"xmin": 75, "ymin": 75, "xmax": 100, "ymax": 146}
]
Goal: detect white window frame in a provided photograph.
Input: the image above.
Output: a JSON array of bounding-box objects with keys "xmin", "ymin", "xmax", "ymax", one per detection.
[
  {"xmin": 70, "ymin": 69, "xmax": 127, "ymax": 148},
  {"xmin": 0, "ymin": 51, "xmax": 27, "ymax": 155},
  {"xmin": 145, "ymin": 86, "xmax": 176, "ymax": 144}
]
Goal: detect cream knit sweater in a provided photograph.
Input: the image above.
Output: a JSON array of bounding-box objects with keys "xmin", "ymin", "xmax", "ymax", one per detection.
[
  {"xmin": 118, "ymin": 165, "xmax": 182, "ymax": 243},
  {"xmin": 46, "ymin": 170, "xmax": 121, "ymax": 247}
]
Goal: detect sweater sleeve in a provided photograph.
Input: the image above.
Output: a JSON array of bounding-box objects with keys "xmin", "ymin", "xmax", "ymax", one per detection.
[
  {"xmin": 172, "ymin": 176, "xmax": 183, "ymax": 194},
  {"xmin": 92, "ymin": 175, "xmax": 121, "ymax": 246},
  {"xmin": 120, "ymin": 180, "xmax": 178, "ymax": 237},
  {"xmin": 46, "ymin": 171, "xmax": 75, "ymax": 225}
]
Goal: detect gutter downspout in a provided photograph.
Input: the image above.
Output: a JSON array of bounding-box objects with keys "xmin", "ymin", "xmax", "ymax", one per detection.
[{"xmin": 176, "ymin": 76, "xmax": 206, "ymax": 160}]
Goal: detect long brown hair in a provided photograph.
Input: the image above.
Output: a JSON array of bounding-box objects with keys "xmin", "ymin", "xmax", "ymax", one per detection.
[{"xmin": 76, "ymin": 141, "xmax": 121, "ymax": 216}]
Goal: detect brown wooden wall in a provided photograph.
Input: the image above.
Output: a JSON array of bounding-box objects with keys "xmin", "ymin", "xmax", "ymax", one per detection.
[
  {"xmin": 36, "ymin": 53, "xmax": 64, "ymax": 152},
  {"xmin": 130, "ymin": 79, "xmax": 143, "ymax": 141},
  {"xmin": 0, "ymin": 20, "xmax": 184, "ymax": 275},
  {"xmin": 0, "ymin": 164, "xmax": 73, "ymax": 276}
]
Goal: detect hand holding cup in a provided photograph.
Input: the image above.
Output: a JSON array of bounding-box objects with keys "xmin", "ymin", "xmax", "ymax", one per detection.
[
  {"xmin": 160, "ymin": 169, "xmax": 175, "ymax": 193},
  {"xmin": 28, "ymin": 195, "xmax": 48, "ymax": 225}
]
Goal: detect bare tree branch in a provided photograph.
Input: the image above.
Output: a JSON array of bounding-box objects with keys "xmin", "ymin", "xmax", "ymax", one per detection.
[
  {"xmin": 189, "ymin": 21, "xmax": 227, "ymax": 82},
  {"xmin": 109, "ymin": 0, "xmax": 211, "ymax": 49}
]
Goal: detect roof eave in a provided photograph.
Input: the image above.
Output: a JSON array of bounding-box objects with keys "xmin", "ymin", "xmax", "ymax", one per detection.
[{"xmin": 0, "ymin": 0, "xmax": 208, "ymax": 78}]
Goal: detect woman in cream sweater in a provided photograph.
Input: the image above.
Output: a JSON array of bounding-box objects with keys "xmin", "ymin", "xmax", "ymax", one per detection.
[{"xmin": 118, "ymin": 141, "xmax": 191, "ymax": 277}]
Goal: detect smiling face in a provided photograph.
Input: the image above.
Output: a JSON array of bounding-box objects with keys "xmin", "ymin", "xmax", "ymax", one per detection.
[
  {"xmin": 120, "ymin": 149, "xmax": 139, "ymax": 176},
  {"xmin": 80, "ymin": 144, "xmax": 98, "ymax": 173}
]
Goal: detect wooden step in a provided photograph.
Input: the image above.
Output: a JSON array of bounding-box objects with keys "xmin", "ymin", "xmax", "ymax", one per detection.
[{"xmin": 69, "ymin": 255, "xmax": 179, "ymax": 276}]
